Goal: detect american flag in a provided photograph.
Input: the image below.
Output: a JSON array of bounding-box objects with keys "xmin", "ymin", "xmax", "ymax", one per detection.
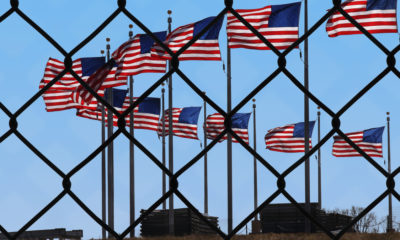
[
  {"xmin": 72, "ymin": 59, "xmax": 117, "ymax": 105},
  {"xmin": 39, "ymin": 57, "xmax": 127, "ymax": 91},
  {"xmin": 205, "ymin": 113, "xmax": 251, "ymax": 144},
  {"xmin": 152, "ymin": 16, "xmax": 224, "ymax": 60},
  {"xmin": 265, "ymin": 121, "xmax": 315, "ymax": 153},
  {"xmin": 112, "ymin": 31, "xmax": 167, "ymax": 78},
  {"xmin": 326, "ymin": 0, "xmax": 398, "ymax": 37},
  {"xmin": 40, "ymin": 57, "xmax": 127, "ymax": 112},
  {"xmin": 157, "ymin": 107, "xmax": 202, "ymax": 139},
  {"xmin": 76, "ymin": 88, "xmax": 127, "ymax": 125},
  {"xmin": 332, "ymin": 127, "xmax": 384, "ymax": 157},
  {"xmin": 227, "ymin": 2, "xmax": 301, "ymax": 50},
  {"xmin": 42, "ymin": 89, "xmax": 104, "ymax": 112},
  {"xmin": 77, "ymin": 91, "xmax": 161, "ymax": 132}
]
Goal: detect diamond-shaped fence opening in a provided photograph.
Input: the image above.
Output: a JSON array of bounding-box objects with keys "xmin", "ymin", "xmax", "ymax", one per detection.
[{"xmin": 2, "ymin": 0, "xmax": 400, "ymax": 239}]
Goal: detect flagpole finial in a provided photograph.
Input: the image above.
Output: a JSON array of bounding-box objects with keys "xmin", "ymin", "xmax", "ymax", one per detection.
[
  {"xmin": 129, "ymin": 24, "xmax": 133, "ymax": 38},
  {"xmin": 168, "ymin": 10, "xmax": 172, "ymax": 24},
  {"xmin": 252, "ymin": 98, "xmax": 256, "ymax": 108},
  {"xmin": 106, "ymin": 38, "xmax": 110, "ymax": 50}
]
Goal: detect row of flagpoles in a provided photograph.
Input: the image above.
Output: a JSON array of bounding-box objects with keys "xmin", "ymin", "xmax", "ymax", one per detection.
[
  {"xmin": 42, "ymin": 80, "xmax": 394, "ymax": 235},
  {"xmin": 38, "ymin": 0, "xmax": 398, "ymax": 236}
]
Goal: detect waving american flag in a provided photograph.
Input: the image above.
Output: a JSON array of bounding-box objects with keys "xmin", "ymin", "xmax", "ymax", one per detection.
[
  {"xmin": 157, "ymin": 107, "xmax": 202, "ymax": 139},
  {"xmin": 152, "ymin": 16, "xmax": 224, "ymax": 61},
  {"xmin": 112, "ymin": 31, "xmax": 167, "ymax": 78},
  {"xmin": 227, "ymin": 2, "xmax": 301, "ymax": 50},
  {"xmin": 40, "ymin": 57, "xmax": 127, "ymax": 112},
  {"xmin": 77, "ymin": 90, "xmax": 160, "ymax": 132},
  {"xmin": 265, "ymin": 121, "xmax": 315, "ymax": 153},
  {"xmin": 39, "ymin": 57, "xmax": 126, "ymax": 91},
  {"xmin": 205, "ymin": 113, "xmax": 251, "ymax": 144},
  {"xmin": 326, "ymin": 0, "xmax": 398, "ymax": 37},
  {"xmin": 332, "ymin": 127, "xmax": 384, "ymax": 157}
]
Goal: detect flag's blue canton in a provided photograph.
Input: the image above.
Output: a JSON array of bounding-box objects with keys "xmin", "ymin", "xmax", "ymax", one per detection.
[
  {"xmin": 269, "ymin": 2, "xmax": 301, "ymax": 27},
  {"xmin": 104, "ymin": 88, "xmax": 128, "ymax": 108},
  {"xmin": 112, "ymin": 89, "xmax": 128, "ymax": 108},
  {"xmin": 231, "ymin": 113, "xmax": 251, "ymax": 129},
  {"xmin": 293, "ymin": 121, "xmax": 316, "ymax": 138},
  {"xmin": 80, "ymin": 57, "xmax": 106, "ymax": 76},
  {"xmin": 138, "ymin": 97, "xmax": 160, "ymax": 115},
  {"xmin": 178, "ymin": 107, "xmax": 201, "ymax": 124},
  {"xmin": 363, "ymin": 127, "xmax": 384, "ymax": 143},
  {"xmin": 140, "ymin": 31, "xmax": 167, "ymax": 54},
  {"xmin": 193, "ymin": 16, "xmax": 224, "ymax": 40},
  {"xmin": 367, "ymin": 0, "xmax": 397, "ymax": 10}
]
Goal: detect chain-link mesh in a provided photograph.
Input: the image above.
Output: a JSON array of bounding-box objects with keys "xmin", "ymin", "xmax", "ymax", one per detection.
[{"xmin": 0, "ymin": 0, "xmax": 399, "ymax": 239}]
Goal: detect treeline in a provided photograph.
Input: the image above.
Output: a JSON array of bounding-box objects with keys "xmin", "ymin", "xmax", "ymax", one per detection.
[{"xmin": 328, "ymin": 206, "xmax": 398, "ymax": 233}]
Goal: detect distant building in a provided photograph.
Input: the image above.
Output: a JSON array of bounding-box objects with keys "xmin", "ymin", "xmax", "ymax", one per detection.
[
  {"xmin": 261, "ymin": 203, "xmax": 353, "ymax": 233},
  {"xmin": 140, "ymin": 208, "xmax": 219, "ymax": 236}
]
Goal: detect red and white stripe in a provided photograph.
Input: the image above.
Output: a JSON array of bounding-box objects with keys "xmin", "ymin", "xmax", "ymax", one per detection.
[
  {"xmin": 332, "ymin": 131, "xmax": 383, "ymax": 157},
  {"xmin": 326, "ymin": 0, "xmax": 398, "ymax": 37},
  {"xmin": 265, "ymin": 124, "xmax": 312, "ymax": 153},
  {"xmin": 157, "ymin": 108, "xmax": 199, "ymax": 140},
  {"xmin": 205, "ymin": 113, "xmax": 249, "ymax": 144},
  {"xmin": 39, "ymin": 58, "xmax": 126, "ymax": 91},
  {"xmin": 42, "ymin": 89, "xmax": 104, "ymax": 112},
  {"xmin": 227, "ymin": 6, "xmax": 299, "ymax": 50},
  {"xmin": 77, "ymin": 97, "xmax": 160, "ymax": 132},
  {"xmin": 152, "ymin": 24, "xmax": 221, "ymax": 61},
  {"xmin": 112, "ymin": 35, "xmax": 167, "ymax": 77}
]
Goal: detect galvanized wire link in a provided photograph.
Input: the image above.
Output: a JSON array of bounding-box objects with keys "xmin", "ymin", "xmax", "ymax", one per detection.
[{"xmin": 0, "ymin": 0, "xmax": 399, "ymax": 239}]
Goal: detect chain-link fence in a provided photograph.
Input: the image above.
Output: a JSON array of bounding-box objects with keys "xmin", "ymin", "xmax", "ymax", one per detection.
[{"xmin": 0, "ymin": 0, "xmax": 399, "ymax": 239}]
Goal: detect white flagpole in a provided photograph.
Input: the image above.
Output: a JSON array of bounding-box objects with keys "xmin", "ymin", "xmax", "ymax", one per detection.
[
  {"xmin": 106, "ymin": 37, "xmax": 115, "ymax": 237},
  {"xmin": 226, "ymin": 25, "xmax": 233, "ymax": 235},
  {"xmin": 251, "ymin": 98, "xmax": 261, "ymax": 234},
  {"xmin": 167, "ymin": 10, "xmax": 175, "ymax": 236},
  {"xmin": 252, "ymin": 99, "xmax": 258, "ymax": 220},
  {"xmin": 100, "ymin": 49, "xmax": 107, "ymax": 240}
]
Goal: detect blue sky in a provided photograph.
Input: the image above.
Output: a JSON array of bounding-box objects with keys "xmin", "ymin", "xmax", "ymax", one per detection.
[{"xmin": 0, "ymin": 0, "xmax": 400, "ymax": 238}]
